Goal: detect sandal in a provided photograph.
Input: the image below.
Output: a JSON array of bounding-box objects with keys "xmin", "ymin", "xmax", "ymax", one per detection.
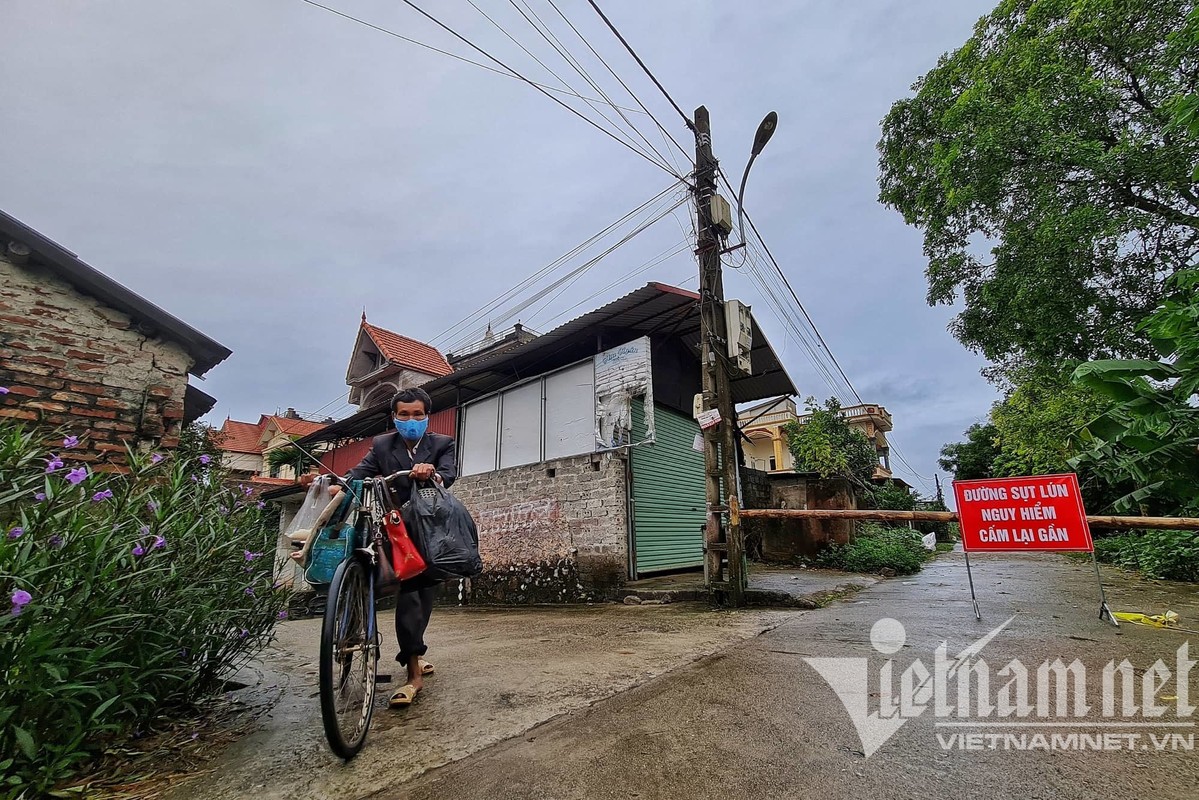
[
  {"xmin": 419, "ymin": 660, "xmax": 435, "ymax": 676},
  {"xmin": 389, "ymin": 683, "xmax": 419, "ymax": 708}
]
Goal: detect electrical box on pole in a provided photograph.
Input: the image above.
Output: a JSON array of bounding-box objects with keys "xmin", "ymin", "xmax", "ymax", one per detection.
[
  {"xmin": 724, "ymin": 299, "xmax": 752, "ymax": 375},
  {"xmin": 710, "ymin": 194, "xmax": 734, "ymax": 235}
]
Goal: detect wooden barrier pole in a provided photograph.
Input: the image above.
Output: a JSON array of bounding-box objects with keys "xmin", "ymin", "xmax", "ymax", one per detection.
[{"xmin": 739, "ymin": 508, "xmax": 1199, "ymax": 531}]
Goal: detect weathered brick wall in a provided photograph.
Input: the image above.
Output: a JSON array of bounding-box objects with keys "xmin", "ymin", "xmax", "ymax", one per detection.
[
  {"xmin": 0, "ymin": 256, "xmax": 193, "ymax": 465},
  {"xmin": 740, "ymin": 465, "xmax": 773, "ymax": 561},
  {"xmin": 450, "ymin": 451, "xmax": 629, "ymax": 602}
]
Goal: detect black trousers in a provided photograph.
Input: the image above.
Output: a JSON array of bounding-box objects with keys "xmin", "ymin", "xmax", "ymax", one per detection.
[{"xmin": 394, "ymin": 585, "xmax": 436, "ymax": 666}]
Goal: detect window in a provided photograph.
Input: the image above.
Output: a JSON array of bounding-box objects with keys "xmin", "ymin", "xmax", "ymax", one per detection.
[{"xmin": 460, "ymin": 360, "xmax": 596, "ymax": 475}]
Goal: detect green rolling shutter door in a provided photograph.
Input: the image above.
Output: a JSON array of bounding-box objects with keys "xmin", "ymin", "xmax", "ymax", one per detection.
[{"xmin": 630, "ymin": 400, "xmax": 706, "ymax": 575}]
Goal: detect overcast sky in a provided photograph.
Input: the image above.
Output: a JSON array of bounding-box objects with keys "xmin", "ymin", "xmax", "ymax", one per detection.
[{"xmin": 1, "ymin": 0, "xmax": 999, "ymax": 493}]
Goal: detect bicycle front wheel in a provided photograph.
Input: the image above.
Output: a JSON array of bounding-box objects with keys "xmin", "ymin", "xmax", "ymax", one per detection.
[{"xmin": 319, "ymin": 556, "xmax": 378, "ymax": 760}]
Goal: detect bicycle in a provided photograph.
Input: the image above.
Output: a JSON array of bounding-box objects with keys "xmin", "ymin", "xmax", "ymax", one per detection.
[{"xmin": 316, "ymin": 469, "xmax": 410, "ymax": 760}]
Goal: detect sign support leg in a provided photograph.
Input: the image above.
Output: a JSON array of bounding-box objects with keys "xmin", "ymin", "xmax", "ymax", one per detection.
[
  {"xmin": 963, "ymin": 549, "xmax": 981, "ymax": 620},
  {"xmin": 1090, "ymin": 550, "xmax": 1118, "ymax": 627}
]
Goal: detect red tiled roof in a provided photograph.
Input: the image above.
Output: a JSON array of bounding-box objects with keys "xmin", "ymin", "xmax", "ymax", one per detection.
[
  {"xmin": 215, "ymin": 419, "xmax": 264, "ymax": 453},
  {"xmin": 362, "ymin": 322, "xmax": 453, "ymax": 377},
  {"xmin": 248, "ymin": 476, "xmax": 297, "ymax": 487},
  {"xmin": 266, "ymin": 416, "xmax": 328, "ymax": 437}
]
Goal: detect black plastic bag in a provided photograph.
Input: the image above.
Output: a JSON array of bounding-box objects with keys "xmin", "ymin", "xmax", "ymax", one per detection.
[{"xmin": 402, "ymin": 484, "xmax": 482, "ymax": 581}]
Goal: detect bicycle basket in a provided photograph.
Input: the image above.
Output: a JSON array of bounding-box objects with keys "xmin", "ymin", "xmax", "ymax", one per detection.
[
  {"xmin": 303, "ymin": 482, "xmax": 360, "ymax": 586},
  {"xmin": 305, "ymin": 522, "xmax": 356, "ymax": 586}
]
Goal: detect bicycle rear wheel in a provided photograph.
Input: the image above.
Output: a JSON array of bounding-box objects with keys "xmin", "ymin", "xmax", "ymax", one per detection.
[{"xmin": 319, "ymin": 556, "xmax": 378, "ymax": 759}]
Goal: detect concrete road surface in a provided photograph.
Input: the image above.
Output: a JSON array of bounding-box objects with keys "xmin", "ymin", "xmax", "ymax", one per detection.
[{"xmin": 386, "ymin": 551, "xmax": 1199, "ymax": 800}]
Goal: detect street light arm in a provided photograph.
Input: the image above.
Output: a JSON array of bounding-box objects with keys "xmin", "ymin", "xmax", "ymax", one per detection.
[{"xmin": 736, "ymin": 152, "xmax": 758, "ymax": 252}]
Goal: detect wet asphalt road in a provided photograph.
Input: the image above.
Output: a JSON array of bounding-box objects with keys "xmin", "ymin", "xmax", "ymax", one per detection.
[{"xmin": 382, "ymin": 551, "xmax": 1199, "ymax": 800}]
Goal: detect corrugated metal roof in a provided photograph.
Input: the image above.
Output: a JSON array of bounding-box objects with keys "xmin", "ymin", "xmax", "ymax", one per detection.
[{"xmin": 298, "ymin": 283, "xmax": 795, "ymax": 446}]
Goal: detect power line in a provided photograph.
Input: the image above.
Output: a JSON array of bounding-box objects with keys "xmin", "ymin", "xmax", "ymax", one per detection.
[
  {"xmin": 542, "ymin": 0, "xmax": 691, "ymax": 167},
  {"xmin": 585, "ymin": 0, "xmax": 695, "ymax": 131},
  {"xmin": 464, "ymin": 0, "xmax": 675, "ymax": 174},
  {"xmin": 394, "ymin": 0, "xmax": 680, "ymax": 177},
  {"xmin": 502, "ymin": 0, "xmax": 677, "ymax": 172},
  {"xmin": 296, "ymin": 0, "xmax": 644, "ymax": 113},
  {"xmin": 530, "ymin": 236, "xmax": 691, "ymax": 330},
  {"xmin": 434, "ymin": 180, "xmax": 685, "ymax": 350},
  {"xmin": 458, "ymin": 191, "xmax": 689, "ymax": 346}
]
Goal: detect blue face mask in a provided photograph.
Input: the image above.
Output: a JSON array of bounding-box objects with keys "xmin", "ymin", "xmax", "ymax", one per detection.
[{"xmin": 394, "ymin": 418, "xmax": 428, "ymax": 441}]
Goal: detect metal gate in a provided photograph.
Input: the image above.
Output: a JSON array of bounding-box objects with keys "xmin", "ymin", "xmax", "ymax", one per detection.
[{"xmin": 630, "ymin": 400, "xmax": 706, "ymax": 575}]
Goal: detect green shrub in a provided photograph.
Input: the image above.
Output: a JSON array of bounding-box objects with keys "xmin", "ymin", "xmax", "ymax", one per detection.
[
  {"xmin": 0, "ymin": 423, "xmax": 288, "ymax": 796},
  {"xmin": 817, "ymin": 522, "xmax": 929, "ymax": 575},
  {"xmin": 1093, "ymin": 530, "xmax": 1199, "ymax": 582}
]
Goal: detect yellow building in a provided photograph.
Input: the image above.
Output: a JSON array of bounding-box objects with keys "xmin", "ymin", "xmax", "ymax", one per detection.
[{"xmin": 739, "ymin": 398, "xmax": 894, "ymax": 479}]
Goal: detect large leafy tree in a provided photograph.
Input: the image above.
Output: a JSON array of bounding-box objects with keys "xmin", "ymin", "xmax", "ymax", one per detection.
[
  {"xmin": 879, "ymin": 0, "xmax": 1199, "ymax": 374},
  {"xmin": 938, "ymin": 422, "xmax": 1001, "ymax": 480}
]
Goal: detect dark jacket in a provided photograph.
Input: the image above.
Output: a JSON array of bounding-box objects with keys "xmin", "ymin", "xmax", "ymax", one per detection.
[{"xmin": 346, "ymin": 431, "xmax": 458, "ymax": 503}]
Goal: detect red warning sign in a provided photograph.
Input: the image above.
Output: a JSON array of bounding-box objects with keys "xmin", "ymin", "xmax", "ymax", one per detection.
[{"xmin": 953, "ymin": 474, "xmax": 1093, "ymax": 553}]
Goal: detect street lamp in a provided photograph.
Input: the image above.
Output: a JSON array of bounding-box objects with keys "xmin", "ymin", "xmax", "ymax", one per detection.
[{"xmin": 733, "ymin": 111, "xmax": 778, "ymax": 252}]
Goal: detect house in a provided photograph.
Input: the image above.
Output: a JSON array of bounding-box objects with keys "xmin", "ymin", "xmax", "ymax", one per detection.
[
  {"xmin": 346, "ymin": 314, "xmax": 453, "ymax": 408},
  {"xmin": 295, "ymin": 283, "xmax": 795, "ymax": 601},
  {"xmin": 0, "ymin": 210, "xmax": 230, "ymax": 463},
  {"xmin": 739, "ymin": 397, "xmax": 798, "ymax": 472},
  {"xmin": 740, "ymin": 398, "xmax": 895, "ymax": 480},
  {"xmin": 214, "ymin": 409, "xmax": 329, "ymax": 482}
]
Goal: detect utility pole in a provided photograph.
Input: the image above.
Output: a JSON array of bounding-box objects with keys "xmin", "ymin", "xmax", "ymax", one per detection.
[
  {"xmin": 935, "ymin": 473, "xmax": 944, "ymax": 505},
  {"xmin": 694, "ymin": 105, "xmax": 746, "ymax": 605}
]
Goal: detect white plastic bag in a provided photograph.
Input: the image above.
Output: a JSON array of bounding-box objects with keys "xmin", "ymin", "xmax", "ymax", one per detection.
[{"xmin": 282, "ymin": 476, "xmax": 345, "ymax": 568}]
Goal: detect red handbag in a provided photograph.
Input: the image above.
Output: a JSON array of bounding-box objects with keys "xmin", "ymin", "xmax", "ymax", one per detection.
[{"xmin": 384, "ymin": 510, "xmax": 426, "ymax": 581}]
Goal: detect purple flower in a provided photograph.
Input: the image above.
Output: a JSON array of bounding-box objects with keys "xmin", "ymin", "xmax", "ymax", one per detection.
[
  {"xmin": 153, "ymin": 535, "xmax": 166, "ymax": 550},
  {"xmin": 0, "ymin": 386, "xmax": 9, "ymax": 394},
  {"xmin": 244, "ymin": 565, "xmax": 253, "ymax": 573},
  {"xmin": 199, "ymin": 454, "xmax": 211, "ymax": 466},
  {"xmin": 139, "ymin": 525, "xmax": 150, "ymax": 536},
  {"xmin": 150, "ymin": 453, "xmax": 163, "ymax": 464},
  {"xmin": 7, "ymin": 527, "xmax": 23, "ymax": 540},
  {"xmin": 65, "ymin": 467, "xmax": 88, "ymax": 485},
  {"xmin": 190, "ymin": 475, "xmax": 199, "ymax": 483},
  {"xmin": 34, "ymin": 492, "xmax": 46, "ymax": 502},
  {"xmin": 92, "ymin": 489, "xmax": 114, "ymax": 502},
  {"xmin": 244, "ymin": 550, "xmax": 260, "ymax": 562},
  {"xmin": 62, "ymin": 435, "xmax": 79, "ymax": 449},
  {"xmin": 48, "ymin": 534, "xmax": 64, "ymax": 549},
  {"xmin": 218, "ymin": 505, "xmax": 228, "ymax": 515},
  {"xmin": 11, "ymin": 589, "xmax": 31, "ymax": 615},
  {"xmin": 238, "ymin": 628, "xmax": 249, "ymax": 638},
  {"xmin": 146, "ymin": 500, "xmax": 159, "ymax": 513},
  {"xmin": 244, "ymin": 487, "xmax": 254, "ymax": 497},
  {"xmin": 277, "ymin": 610, "xmax": 288, "ymax": 620},
  {"xmin": 256, "ymin": 501, "xmax": 266, "ymax": 510},
  {"xmin": 45, "ymin": 455, "xmax": 64, "ymax": 473},
  {"xmin": 132, "ymin": 543, "xmax": 146, "ymax": 557},
  {"xmin": 244, "ymin": 587, "xmax": 255, "ymax": 597}
]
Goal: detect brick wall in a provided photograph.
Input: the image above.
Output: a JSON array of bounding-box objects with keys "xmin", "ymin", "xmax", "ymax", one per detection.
[
  {"xmin": 0, "ymin": 255, "xmax": 193, "ymax": 465},
  {"xmin": 449, "ymin": 451, "xmax": 630, "ymax": 602}
]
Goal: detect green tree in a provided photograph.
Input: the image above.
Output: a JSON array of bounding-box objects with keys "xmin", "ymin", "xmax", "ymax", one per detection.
[
  {"xmin": 938, "ymin": 422, "xmax": 1000, "ymax": 480},
  {"xmin": 871, "ymin": 481, "xmax": 919, "ymax": 511},
  {"xmin": 1072, "ymin": 268, "xmax": 1199, "ymax": 516},
  {"xmin": 783, "ymin": 397, "xmax": 879, "ymax": 489},
  {"xmin": 879, "ymin": 0, "xmax": 1199, "ymax": 375},
  {"xmin": 990, "ymin": 369, "xmax": 1112, "ymax": 477}
]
